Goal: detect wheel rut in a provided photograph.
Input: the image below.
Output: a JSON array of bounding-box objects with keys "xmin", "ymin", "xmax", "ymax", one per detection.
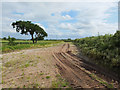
[{"xmin": 52, "ymin": 43, "xmax": 108, "ymax": 88}]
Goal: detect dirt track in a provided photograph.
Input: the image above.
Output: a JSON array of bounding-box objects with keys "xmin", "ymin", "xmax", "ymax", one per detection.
[
  {"xmin": 53, "ymin": 43, "xmax": 119, "ymax": 88},
  {"xmin": 2, "ymin": 43, "xmax": 119, "ymax": 88}
]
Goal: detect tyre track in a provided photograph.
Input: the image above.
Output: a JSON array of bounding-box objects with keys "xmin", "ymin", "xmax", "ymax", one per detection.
[{"xmin": 53, "ymin": 43, "xmax": 106, "ymax": 88}]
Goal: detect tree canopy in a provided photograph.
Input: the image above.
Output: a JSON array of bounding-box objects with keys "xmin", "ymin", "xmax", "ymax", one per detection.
[{"xmin": 12, "ymin": 20, "xmax": 48, "ymax": 43}]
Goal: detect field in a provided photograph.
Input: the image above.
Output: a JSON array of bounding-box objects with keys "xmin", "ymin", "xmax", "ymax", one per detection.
[
  {"xmin": 2, "ymin": 42, "xmax": 119, "ymax": 88},
  {"xmin": 0, "ymin": 40, "xmax": 64, "ymax": 53},
  {"xmin": 1, "ymin": 34, "xmax": 120, "ymax": 88}
]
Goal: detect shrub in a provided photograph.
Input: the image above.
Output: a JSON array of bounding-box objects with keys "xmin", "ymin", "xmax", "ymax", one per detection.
[{"xmin": 7, "ymin": 36, "xmax": 16, "ymax": 46}]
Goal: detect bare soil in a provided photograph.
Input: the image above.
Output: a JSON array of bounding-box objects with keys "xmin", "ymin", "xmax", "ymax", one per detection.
[{"xmin": 1, "ymin": 43, "xmax": 119, "ymax": 88}]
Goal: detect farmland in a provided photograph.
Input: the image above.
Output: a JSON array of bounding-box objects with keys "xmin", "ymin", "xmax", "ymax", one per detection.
[
  {"xmin": 0, "ymin": 40, "xmax": 64, "ymax": 53},
  {"xmin": 1, "ymin": 32, "xmax": 120, "ymax": 88}
]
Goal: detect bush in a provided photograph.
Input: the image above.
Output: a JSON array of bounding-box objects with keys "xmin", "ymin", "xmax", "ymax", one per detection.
[
  {"xmin": 74, "ymin": 30, "xmax": 120, "ymax": 72},
  {"xmin": 7, "ymin": 36, "xmax": 16, "ymax": 46}
]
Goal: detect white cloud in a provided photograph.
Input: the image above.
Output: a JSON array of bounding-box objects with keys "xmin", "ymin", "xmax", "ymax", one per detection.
[
  {"xmin": 62, "ymin": 15, "xmax": 72, "ymax": 20},
  {"xmin": 1, "ymin": 2, "xmax": 118, "ymax": 39},
  {"xmin": 1, "ymin": 0, "xmax": 119, "ymax": 2}
]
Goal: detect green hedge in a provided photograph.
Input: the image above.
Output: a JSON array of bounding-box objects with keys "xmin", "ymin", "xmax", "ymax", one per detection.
[{"xmin": 74, "ymin": 31, "xmax": 120, "ymax": 72}]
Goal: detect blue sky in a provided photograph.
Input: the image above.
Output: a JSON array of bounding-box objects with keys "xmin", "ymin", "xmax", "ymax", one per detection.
[{"xmin": 1, "ymin": 2, "xmax": 118, "ymax": 39}]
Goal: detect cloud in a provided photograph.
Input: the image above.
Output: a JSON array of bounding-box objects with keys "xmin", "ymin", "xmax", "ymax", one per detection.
[
  {"xmin": 62, "ymin": 15, "xmax": 72, "ymax": 20},
  {"xmin": 2, "ymin": 2, "xmax": 118, "ymax": 39}
]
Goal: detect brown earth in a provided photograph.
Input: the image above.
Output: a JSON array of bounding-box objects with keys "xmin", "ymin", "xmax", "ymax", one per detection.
[{"xmin": 1, "ymin": 43, "xmax": 119, "ymax": 88}]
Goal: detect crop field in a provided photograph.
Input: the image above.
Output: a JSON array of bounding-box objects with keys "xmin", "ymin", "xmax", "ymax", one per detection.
[{"xmin": 0, "ymin": 40, "xmax": 64, "ymax": 53}]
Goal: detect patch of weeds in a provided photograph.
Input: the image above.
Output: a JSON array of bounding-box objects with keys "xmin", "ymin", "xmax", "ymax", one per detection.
[
  {"xmin": 40, "ymin": 73, "xmax": 44, "ymax": 76},
  {"xmin": 1, "ymin": 80, "xmax": 4, "ymax": 84},
  {"xmin": 52, "ymin": 74, "xmax": 70, "ymax": 88},
  {"xmin": 21, "ymin": 60, "xmax": 34, "ymax": 68},
  {"xmin": 17, "ymin": 86, "xmax": 20, "ymax": 88},
  {"xmin": 89, "ymin": 73, "xmax": 114, "ymax": 88},
  {"xmin": 46, "ymin": 76, "xmax": 50, "ymax": 79},
  {"xmin": 37, "ymin": 56, "xmax": 41, "ymax": 59},
  {"xmin": 56, "ymin": 74, "xmax": 61, "ymax": 77},
  {"xmin": 23, "ymin": 85, "xmax": 26, "ymax": 88},
  {"xmin": 4, "ymin": 61, "xmax": 12, "ymax": 67},
  {"xmin": 25, "ymin": 63, "xmax": 30, "ymax": 68},
  {"xmin": 22, "ymin": 72, "xmax": 25, "ymax": 76},
  {"xmin": 31, "ymin": 64, "xmax": 34, "ymax": 66},
  {"xmin": 0, "ymin": 65, "xmax": 3, "ymax": 70},
  {"xmin": 33, "ymin": 83, "xmax": 39, "ymax": 88},
  {"xmin": 4, "ymin": 59, "xmax": 22, "ymax": 68},
  {"xmin": 58, "ymin": 77, "xmax": 64, "ymax": 81},
  {"xmin": 21, "ymin": 55, "xmax": 26, "ymax": 58},
  {"xmin": 52, "ymin": 80, "xmax": 69, "ymax": 88},
  {"xmin": 52, "ymin": 81, "xmax": 59, "ymax": 88},
  {"xmin": 61, "ymin": 82, "xmax": 68, "ymax": 87},
  {"xmin": 20, "ymin": 52, "xmax": 24, "ymax": 54},
  {"xmin": 2, "ymin": 74, "xmax": 6, "ymax": 77},
  {"xmin": 42, "ymin": 59, "xmax": 46, "ymax": 61},
  {"xmin": 27, "ymin": 76, "xmax": 30, "ymax": 80}
]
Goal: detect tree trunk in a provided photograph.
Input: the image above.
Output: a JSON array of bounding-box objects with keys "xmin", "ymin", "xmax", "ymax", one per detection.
[{"xmin": 31, "ymin": 34, "xmax": 34, "ymax": 44}]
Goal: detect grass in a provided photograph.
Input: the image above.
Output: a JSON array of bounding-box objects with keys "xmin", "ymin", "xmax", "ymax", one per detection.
[
  {"xmin": 46, "ymin": 76, "xmax": 50, "ymax": 79},
  {"xmin": 24, "ymin": 62, "xmax": 30, "ymax": 68},
  {"xmin": 89, "ymin": 73, "xmax": 114, "ymax": 88},
  {"xmin": 22, "ymin": 72, "xmax": 25, "ymax": 76},
  {"xmin": 1, "ymin": 40, "xmax": 64, "ymax": 53},
  {"xmin": 52, "ymin": 74, "xmax": 70, "ymax": 88},
  {"xmin": 39, "ymin": 73, "xmax": 44, "ymax": 76}
]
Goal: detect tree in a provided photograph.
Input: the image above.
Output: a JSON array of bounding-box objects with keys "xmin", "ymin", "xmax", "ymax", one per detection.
[
  {"xmin": 11, "ymin": 20, "xmax": 48, "ymax": 43},
  {"xmin": 3, "ymin": 37, "xmax": 7, "ymax": 40},
  {"xmin": 7, "ymin": 36, "xmax": 16, "ymax": 45}
]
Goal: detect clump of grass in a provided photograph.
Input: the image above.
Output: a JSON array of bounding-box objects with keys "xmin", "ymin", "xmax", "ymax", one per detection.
[
  {"xmin": 46, "ymin": 76, "xmax": 50, "ymax": 79},
  {"xmin": 4, "ymin": 60, "xmax": 14, "ymax": 67},
  {"xmin": 61, "ymin": 82, "xmax": 68, "ymax": 87},
  {"xmin": 27, "ymin": 76, "xmax": 30, "ymax": 80},
  {"xmin": 52, "ymin": 81, "xmax": 59, "ymax": 88},
  {"xmin": 52, "ymin": 80, "xmax": 69, "ymax": 88},
  {"xmin": 17, "ymin": 86, "xmax": 20, "ymax": 88},
  {"xmin": 1, "ymin": 80, "xmax": 4, "ymax": 84},
  {"xmin": 40, "ymin": 73, "xmax": 44, "ymax": 76},
  {"xmin": 56, "ymin": 74, "xmax": 61, "ymax": 77},
  {"xmin": 33, "ymin": 83, "xmax": 39, "ymax": 88},
  {"xmin": 23, "ymin": 85, "xmax": 26, "ymax": 88},
  {"xmin": 22, "ymin": 72, "xmax": 25, "ymax": 76},
  {"xmin": 25, "ymin": 63, "xmax": 30, "ymax": 68},
  {"xmin": 37, "ymin": 56, "xmax": 41, "ymax": 58},
  {"xmin": 52, "ymin": 74, "xmax": 70, "ymax": 88}
]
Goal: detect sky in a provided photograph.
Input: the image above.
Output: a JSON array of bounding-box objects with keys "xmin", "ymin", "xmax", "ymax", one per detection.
[{"xmin": 1, "ymin": 1, "xmax": 119, "ymax": 39}]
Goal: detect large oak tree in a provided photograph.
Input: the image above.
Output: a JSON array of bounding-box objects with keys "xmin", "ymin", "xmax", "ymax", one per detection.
[{"xmin": 12, "ymin": 20, "xmax": 48, "ymax": 43}]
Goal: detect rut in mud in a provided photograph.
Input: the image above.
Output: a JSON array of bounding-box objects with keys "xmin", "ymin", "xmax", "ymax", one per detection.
[{"xmin": 53, "ymin": 43, "xmax": 119, "ymax": 88}]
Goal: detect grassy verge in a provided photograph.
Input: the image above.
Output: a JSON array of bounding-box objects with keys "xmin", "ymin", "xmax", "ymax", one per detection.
[
  {"xmin": 51, "ymin": 74, "xmax": 71, "ymax": 88},
  {"xmin": 1, "ymin": 40, "xmax": 64, "ymax": 53},
  {"xmin": 89, "ymin": 73, "xmax": 114, "ymax": 88},
  {"xmin": 73, "ymin": 31, "xmax": 120, "ymax": 75}
]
